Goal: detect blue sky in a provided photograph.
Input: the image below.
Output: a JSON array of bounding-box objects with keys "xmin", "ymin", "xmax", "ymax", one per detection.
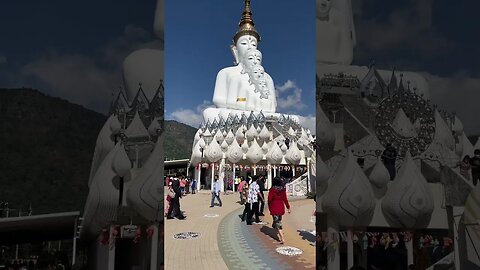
[
  {"xmin": 0, "ymin": 0, "xmax": 158, "ymax": 112},
  {"xmin": 164, "ymin": 0, "xmax": 316, "ymax": 129},
  {"xmin": 1, "ymin": 0, "xmax": 479, "ymax": 133},
  {"xmin": 350, "ymin": 0, "xmax": 480, "ymax": 134}
]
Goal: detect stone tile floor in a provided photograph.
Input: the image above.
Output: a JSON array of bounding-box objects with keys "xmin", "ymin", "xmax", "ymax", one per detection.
[{"xmin": 164, "ymin": 188, "xmax": 315, "ymax": 270}]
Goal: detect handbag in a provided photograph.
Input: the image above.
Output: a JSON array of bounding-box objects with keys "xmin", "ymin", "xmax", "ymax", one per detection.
[{"xmin": 168, "ymin": 188, "xmax": 176, "ymax": 198}]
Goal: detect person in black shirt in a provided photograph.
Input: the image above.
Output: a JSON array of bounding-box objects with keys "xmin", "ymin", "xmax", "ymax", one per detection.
[
  {"xmin": 382, "ymin": 144, "xmax": 398, "ymax": 180},
  {"xmin": 258, "ymin": 175, "xmax": 266, "ymax": 216},
  {"xmin": 470, "ymin": 149, "xmax": 480, "ymax": 186},
  {"xmin": 167, "ymin": 178, "xmax": 186, "ymax": 219}
]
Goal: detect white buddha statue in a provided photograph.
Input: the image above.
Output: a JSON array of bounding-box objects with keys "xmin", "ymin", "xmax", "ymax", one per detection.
[
  {"xmin": 317, "ymin": 0, "xmax": 431, "ymax": 99},
  {"xmin": 203, "ymin": 0, "xmax": 278, "ymax": 123},
  {"xmin": 317, "ymin": 0, "xmax": 355, "ymax": 65},
  {"xmin": 122, "ymin": 0, "xmax": 163, "ymax": 101}
]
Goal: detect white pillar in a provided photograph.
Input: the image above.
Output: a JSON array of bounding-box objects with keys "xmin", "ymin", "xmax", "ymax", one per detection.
[
  {"xmin": 292, "ymin": 165, "xmax": 296, "ymax": 177},
  {"xmin": 196, "ymin": 165, "xmax": 201, "ymax": 191},
  {"xmin": 273, "ymin": 165, "xmax": 277, "ymax": 177},
  {"xmin": 150, "ymin": 224, "xmax": 159, "ymax": 270},
  {"xmin": 307, "ymin": 158, "xmax": 312, "ymax": 193},
  {"xmin": 453, "ymin": 206, "xmax": 462, "ymax": 270},
  {"xmin": 347, "ymin": 230, "xmax": 354, "ymax": 269},
  {"xmin": 219, "ymin": 158, "xmax": 226, "ymax": 192},
  {"xmin": 267, "ymin": 164, "xmax": 272, "ymax": 189},
  {"xmin": 253, "ymin": 164, "xmax": 257, "ymax": 175},
  {"xmin": 233, "ymin": 164, "xmax": 236, "ymax": 192},
  {"xmin": 108, "ymin": 226, "xmax": 116, "ymax": 270},
  {"xmin": 406, "ymin": 232, "xmax": 414, "ymax": 266},
  {"xmin": 72, "ymin": 218, "xmax": 77, "ymax": 266},
  {"xmin": 327, "ymin": 219, "xmax": 340, "ymax": 270},
  {"xmin": 135, "ymin": 144, "xmax": 139, "ymax": 168},
  {"xmin": 210, "ymin": 163, "xmax": 215, "ymax": 190}
]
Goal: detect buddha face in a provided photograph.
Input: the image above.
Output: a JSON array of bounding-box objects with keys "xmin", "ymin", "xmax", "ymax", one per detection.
[
  {"xmin": 251, "ymin": 66, "xmax": 265, "ymax": 80},
  {"xmin": 243, "ymin": 49, "xmax": 262, "ymax": 71},
  {"xmin": 257, "ymin": 78, "xmax": 268, "ymax": 90},
  {"xmin": 317, "ymin": 0, "xmax": 333, "ymax": 19},
  {"xmin": 233, "ymin": 35, "xmax": 258, "ymax": 64}
]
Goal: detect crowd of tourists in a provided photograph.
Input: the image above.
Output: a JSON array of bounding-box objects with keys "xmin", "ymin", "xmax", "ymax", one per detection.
[
  {"xmin": 237, "ymin": 175, "xmax": 291, "ymax": 244},
  {"xmin": 165, "ymin": 173, "xmax": 292, "ymax": 244},
  {"xmin": 455, "ymin": 149, "xmax": 480, "ymax": 186}
]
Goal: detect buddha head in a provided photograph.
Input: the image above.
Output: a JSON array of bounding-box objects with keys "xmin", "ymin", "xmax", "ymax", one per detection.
[
  {"xmin": 250, "ymin": 65, "xmax": 265, "ymax": 81},
  {"xmin": 232, "ymin": 35, "xmax": 258, "ymax": 65},
  {"xmin": 242, "ymin": 48, "xmax": 262, "ymax": 72},
  {"xmin": 231, "ymin": 1, "xmax": 261, "ymax": 64},
  {"xmin": 255, "ymin": 77, "xmax": 270, "ymax": 98},
  {"xmin": 317, "ymin": 0, "xmax": 333, "ymax": 19}
]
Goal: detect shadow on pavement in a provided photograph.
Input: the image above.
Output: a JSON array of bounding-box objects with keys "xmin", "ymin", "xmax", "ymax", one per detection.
[
  {"xmin": 260, "ymin": 225, "xmax": 280, "ymax": 242},
  {"xmin": 297, "ymin": 229, "xmax": 315, "ymax": 243}
]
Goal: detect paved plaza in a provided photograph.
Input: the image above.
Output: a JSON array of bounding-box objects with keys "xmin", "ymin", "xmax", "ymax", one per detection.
[{"xmin": 164, "ymin": 188, "xmax": 315, "ymax": 270}]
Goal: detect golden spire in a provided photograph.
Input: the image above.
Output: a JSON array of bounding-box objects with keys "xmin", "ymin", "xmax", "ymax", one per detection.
[{"xmin": 233, "ymin": 0, "xmax": 261, "ymax": 44}]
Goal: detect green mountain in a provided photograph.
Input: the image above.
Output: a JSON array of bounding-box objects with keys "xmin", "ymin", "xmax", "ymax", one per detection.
[
  {"xmin": 164, "ymin": 120, "xmax": 196, "ymax": 160},
  {"xmin": 0, "ymin": 88, "xmax": 105, "ymax": 215},
  {"xmin": 0, "ymin": 88, "xmax": 194, "ymax": 215}
]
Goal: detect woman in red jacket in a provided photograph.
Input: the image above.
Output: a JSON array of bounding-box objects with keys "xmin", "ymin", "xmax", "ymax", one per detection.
[{"xmin": 268, "ymin": 177, "xmax": 291, "ymax": 244}]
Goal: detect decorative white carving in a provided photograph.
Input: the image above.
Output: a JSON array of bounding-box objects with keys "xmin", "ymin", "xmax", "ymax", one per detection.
[
  {"xmin": 246, "ymin": 124, "xmax": 258, "ymax": 141},
  {"xmin": 316, "ymin": 102, "xmax": 335, "ymax": 144},
  {"xmin": 368, "ymin": 156, "xmax": 390, "ymax": 198},
  {"xmin": 316, "ymin": 154, "xmax": 330, "ymax": 196},
  {"xmin": 225, "ymin": 130, "xmax": 235, "ymax": 145},
  {"xmin": 381, "ymin": 152, "xmax": 434, "ymax": 228},
  {"xmin": 452, "ymin": 115, "xmax": 464, "ymax": 134},
  {"xmin": 215, "ymin": 129, "xmax": 224, "ymax": 143},
  {"xmin": 190, "ymin": 141, "xmax": 203, "ymax": 165},
  {"xmin": 267, "ymin": 142, "xmax": 283, "ymax": 164},
  {"xmin": 110, "ymin": 115, "xmax": 122, "ymax": 134},
  {"xmin": 227, "ymin": 139, "xmax": 243, "ymax": 163},
  {"xmin": 261, "ymin": 141, "xmax": 269, "ymax": 154},
  {"xmin": 205, "ymin": 139, "xmax": 223, "ymax": 163},
  {"xmin": 322, "ymin": 150, "xmax": 376, "ymax": 227},
  {"xmin": 147, "ymin": 118, "xmax": 161, "ymax": 136},
  {"xmin": 285, "ymin": 141, "xmax": 302, "ymax": 165},
  {"xmin": 259, "ymin": 125, "xmax": 270, "ymax": 141},
  {"xmin": 434, "ymin": 110, "xmax": 455, "ymax": 150},
  {"xmin": 246, "ymin": 139, "xmax": 263, "ymax": 164},
  {"xmin": 221, "ymin": 140, "xmax": 229, "ymax": 152},
  {"xmin": 391, "ymin": 108, "xmax": 418, "ymax": 138},
  {"xmin": 111, "ymin": 143, "xmax": 131, "ymax": 178},
  {"xmin": 241, "ymin": 141, "xmax": 249, "ymax": 153}
]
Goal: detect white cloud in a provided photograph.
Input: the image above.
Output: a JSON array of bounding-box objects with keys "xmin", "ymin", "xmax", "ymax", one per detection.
[
  {"xmin": 20, "ymin": 53, "xmax": 119, "ymax": 113},
  {"xmin": 14, "ymin": 25, "xmax": 158, "ymax": 113},
  {"xmin": 422, "ymin": 72, "xmax": 480, "ymax": 135},
  {"xmin": 169, "ymin": 109, "xmax": 204, "ymax": 128},
  {"xmin": 277, "ymin": 80, "xmax": 295, "ymax": 92},
  {"xmin": 298, "ymin": 115, "xmax": 316, "ymax": 135},
  {"xmin": 168, "ymin": 100, "xmax": 214, "ymax": 128},
  {"xmin": 275, "ymin": 80, "xmax": 306, "ymax": 111},
  {"xmin": 354, "ymin": 1, "xmax": 452, "ymax": 58}
]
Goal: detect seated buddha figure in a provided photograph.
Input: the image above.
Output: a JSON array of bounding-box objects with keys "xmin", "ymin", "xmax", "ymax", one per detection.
[
  {"xmin": 203, "ymin": 0, "xmax": 279, "ymax": 123},
  {"xmin": 316, "ymin": 0, "xmax": 430, "ymax": 99},
  {"xmin": 229, "ymin": 49, "xmax": 276, "ymax": 112}
]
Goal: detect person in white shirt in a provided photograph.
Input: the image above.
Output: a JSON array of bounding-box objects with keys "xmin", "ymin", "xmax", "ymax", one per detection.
[
  {"xmin": 210, "ymin": 175, "xmax": 223, "ymax": 207},
  {"xmin": 246, "ymin": 175, "xmax": 264, "ymax": 225}
]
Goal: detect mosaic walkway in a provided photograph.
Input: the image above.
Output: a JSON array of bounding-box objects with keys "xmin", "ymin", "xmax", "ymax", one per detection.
[{"xmin": 164, "ymin": 188, "xmax": 315, "ymax": 269}]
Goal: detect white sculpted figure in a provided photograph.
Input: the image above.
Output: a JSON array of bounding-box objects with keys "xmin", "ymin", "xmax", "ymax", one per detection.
[
  {"xmin": 249, "ymin": 65, "xmax": 265, "ymax": 86},
  {"xmin": 316, "ymin": 0, "xmax": 355, "ymax": 65},
  {"xmin": 204, "ymin": 0, "xmax": 277, "ymax": 123},
  {"xmin": 316, "ymin": 0, "xmax": 431, "ymax": 99}
]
